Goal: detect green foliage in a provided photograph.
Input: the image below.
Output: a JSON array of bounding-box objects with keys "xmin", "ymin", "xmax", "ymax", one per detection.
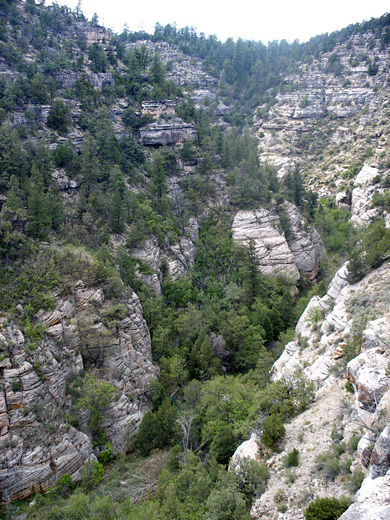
[
  {"xmin": 210, "ymin": 423, "xmax": 238, "ymax": 464},
  {"xmin": 345, "ymin": 381, "xmax": 354, "ymax": 394},
  {"xmin": 257, "ymin": 375, "xmax": 315, "ymax": 419},
  {"xmin": 346, "ymin": 246, "xmax": 367, "ymax": 283},
  {"xmin": 77, "ymin": 374, "xmax": 116, "ymax": 442},
  {"xmin": 27, "ymin": 164, "xmax": 52, "ymax": 240},
  {"xmin": 88, "ymin": 42, "xmax": 108, "ymax": 72},
  {"xmin": 47, "ymin": 99, "xmax": 71, "ymax": 133},
  {"xmin": 79, "ymin": 461, "xmax": 105, "ymax": 491},
  {"xmin": 98, "ymin": 443, "xmax": 117, "ymax": 464},
  {"xmin": 51, "ymin": 473, "xmax": 75, "ymax": 497},
  {"xmin": 231, "ymin": 457, "xmax": 269, "ymax": 504},
  {"xmin": 314, "ymin": 198, "xmax": 355, "ymax": 255},
  {"xmin": 135, "ymin": 398, "xmax": 178, "ymax": 456},
  {"xmin": 285, "ymin": 448, "xmax": 300, "ymax": 467},
  {"xmin": 315, "ymin": 452, "xmax": 342, "ymax": 481},
  {"xmin": 206, "ymin": 471, "xmax": 251, "ymax": 520},
  {"xmin": 347, "ymin": 470, "xmax": 365, "ymax": 493},
  {"xmin": 261, "ymin": 415, "xmax": 285, "ymax": 450},
  {"xmin": 304, "ymin": 496, "xmax": 350, "ymax": 520}
]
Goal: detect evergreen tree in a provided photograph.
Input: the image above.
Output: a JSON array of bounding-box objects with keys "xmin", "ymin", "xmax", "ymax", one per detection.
[
  {"xmin": 80, "ymin": 134, "xmax": 102, "ymax": 188},
  {"xmin": 0, "ymin": 175, "xmax": 27, "ymax": 259},
  {"xmin": 27, "ymin": 163, "xmax": 52, "ymax": 240},
  {"xmin": 88, "ymin": 42, "xmax": 108, "ymax": 73},
  {"xmin": 109, "ymin": 166, "xmax": 125, "ymax": 233},
  {"xmin": 149, "ymin": 53, "xmax": 166, "ymax": 86},
  {"xmin": 47, "ymin": 99, "xmax": 71, "ymax": 134}
]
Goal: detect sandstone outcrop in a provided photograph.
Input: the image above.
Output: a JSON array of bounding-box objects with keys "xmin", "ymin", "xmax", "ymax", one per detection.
[
  {"xmin": 0, "ymin": 279, "xmax": 157, "ymax": 501},
  {"xmin": 232, "ymin": 202, "xmax": 323, "ymax": 284},
  {"xmin": 130, "ymin": 219, "xmax": 199, "ymax": 293},
  {"xmin": 254, "ymin": 33, "xmax": 390, "ymax": 193},
  {"xmin": 338, "ymin": 471, "xmax": 390, "ymax": 520},
  {"xmin": 164, "ymin": 218, "xmax": 199, "ymax": 280},
  {"xmin": 126, "ymin": 40, "xmax": 216, "ymax": 89},
  {"xmin": 140, "ymin": 116, "xmax": 197, "ymax": 146}
]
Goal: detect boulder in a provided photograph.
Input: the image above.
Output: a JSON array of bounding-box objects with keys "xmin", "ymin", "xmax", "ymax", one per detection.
[
  {"xmin": 370, "ymin": 426, "xmax": 390, "ymax": 479},
  {"xmin": 339, "ymin": 471, "xmax": 390, "ymax": 520}
]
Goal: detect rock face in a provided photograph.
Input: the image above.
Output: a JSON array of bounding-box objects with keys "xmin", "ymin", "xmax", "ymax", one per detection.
[
  {"xmin": 131, "ymin": 219, "xmax": 199, "ymax": 293},
  {"xmin": 230, "ymin": 433, "xmax": 261, "ymax": 468},
  {"xmin": 164, "ymin": 218, "xmax": 199, "ymax": 280},
  {"xmin": 251, "ymin": 260, "xmax": 390, "ymax": 520},
  {"xmin": 350, "ymin": 165, "xmax": 390, "ymax": 226},
  {"xmin": 232, "ymin": 202, "xmax": 323, "ymax": 284},
  {"xmin": 126, "ymin": 40, "xmax": 217, "ymax": 89},
  {"xmin": 0, "ymin": 280, "xmax": 157, "ymax": 501},
  {"xmin": 140, "ymin": 117, "xmax": 197, "ymax": 146},
  {"xmin": 253, "ymin": 32, "xmax": 390, "ymax": 195},
  {"xmin": 338, "ymin": 471, "xmax": 390, "ymax": 520}
]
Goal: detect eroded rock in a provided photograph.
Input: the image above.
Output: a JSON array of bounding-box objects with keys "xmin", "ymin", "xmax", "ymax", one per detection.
[
  {"xmin": 0, "ymin": 282, "xmax": 157, "ymax": 501},
  {"xmin": 232, "ymin": 203, "xmax": 323, "ymax": 285}
]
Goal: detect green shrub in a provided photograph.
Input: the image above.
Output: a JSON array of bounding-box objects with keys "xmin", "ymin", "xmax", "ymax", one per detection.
[
  {"xmin": 135, "ymin": 399, "xmax": 178, "ymax": 456},
  {"xmin": 51, "ymin": 473, "xmax": 75, "ymax": 497},
  {"xmin": 285, "ymin": 448, "xmax": 299, "ymax": 467},
  {"xmin": 315, "ymin": 453, "xmax": 341, "ymax": 481},
  {"xmin": 210, "ymin": 424, "xmax": 238, "ymax": 465},
  {"xmin": 80, "ymin": 461, "xmax": 104, "ymax": 491},
  {"xmin": 98, "ymin": 443, "xmax": 117, "ymax": 464},
  {"xmin": 304, "ymin": 496, "xmax": 350, "ymax": 520},
  {"xmin": 347, "ymin": 470, "xmax": 365, "ymax": 493},
  {"xmin": 262, "ymin": 415, "xmax": 285, "ymax": 450},
  {"xmin": 230, "ymin": 457, "xmax": 269, "ymax": 503}
]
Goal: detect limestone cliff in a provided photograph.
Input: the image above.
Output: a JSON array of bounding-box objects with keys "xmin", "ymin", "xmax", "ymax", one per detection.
[
  {"xmin": 242, "ymin": 258, "xmax": 390, "ymax": 519},
  {"xmin": 232, "ymin": 202, "xmax": 324, "ymax": 284},
  {"xmin": 0, "ymin": 271, "xmax": 157, "ymax": 501}
]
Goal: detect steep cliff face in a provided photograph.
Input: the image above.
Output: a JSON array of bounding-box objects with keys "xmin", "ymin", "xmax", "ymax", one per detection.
[
  {"xmin": 232, "ymin": 202, "xmax": 324, "ymax": 284},
  {"xmin": 255, "ymin": 32, "xmax": 390, "ymax": 194},
  {"xmin": 227, "ymin": 163, "xmax": 390, "ymax": 519},
  {"xmin": 130, "ymin": 218, "xmax": 199, "ymax": 294},
  {"xmin": 247, "ymin": 259, "xmax": 390, "ymax": 519},
  {"xmin": 0, "ymin": 264, "xmax": 157, "ymax": 501}
]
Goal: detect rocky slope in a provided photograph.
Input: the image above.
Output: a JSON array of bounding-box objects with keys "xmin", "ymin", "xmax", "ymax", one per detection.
[
  {"xmin": 230, "ymin": 166, "xmax": 390, "ymax": 519},
  {"xmin": 0, "ymin": 251, "xmax": 157, "ymax": 501},
  {"xmin": 229, "ymin": 258, "xmax": 390, "ymax": 520},
  {"xmin": 255, "ymin": 32, "xmax": 390, "ymax": 196}
]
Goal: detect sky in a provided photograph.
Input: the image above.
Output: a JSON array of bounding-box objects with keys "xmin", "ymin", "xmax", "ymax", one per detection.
[{"xmin": 48, "ymin": 0, "xmax": 389, "ymax": 43}]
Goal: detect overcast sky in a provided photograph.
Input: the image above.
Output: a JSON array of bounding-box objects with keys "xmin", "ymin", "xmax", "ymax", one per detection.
[{"xmin": 49, "ymin": 0, "xmax": 389, "ymax": 43}]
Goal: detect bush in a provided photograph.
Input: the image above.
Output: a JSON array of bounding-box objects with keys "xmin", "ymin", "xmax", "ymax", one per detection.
[
  {"xmin": 261, "ymin": 415, "xmax": 285, "ymax": 450},
  {"xmin": 315, "ymin": 453, "xmax": 341, "ymax": 481},
  {"xmin": 80, "ymin": 461, "xmax": 104, "ymax": 491},
  {"xmin": 210, "ymin": 423, "xmax": 238, "ymax": 465},
  {"xmin": 231, "ymin": 457, "xmax": 269, "ymax": 504},
  {"xmin": 98, "ymin": 443, "xmax": 117, "ymax": 464},
  {"xmin": 51, "ymin": 473, "xmax": 75, "ymax": 497},
  {"xmin": 285, "ymin": 448, "xmax": 299, "ymax": 467},
  {"xmin": 135, "ymin": 399, "xmax": 178, "ymax": 456},
  {"xmin": 304, "ymin": 496, "xmax": 350, "ymax": 520},
  {"xmin": 345, "ymin": 381, "xmax": 354, "ymax": 394},
  {"xmin": 47, "ymin": 99, "xmax": 71, "ymax": 134},
  {"xmin": 347, "ymin": 470, "xmax": 365, "ymax": 493}
]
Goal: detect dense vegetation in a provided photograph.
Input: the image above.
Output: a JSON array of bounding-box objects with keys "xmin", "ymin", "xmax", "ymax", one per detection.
[{"xmin": 0, "ymin": 1, "xmax": 389, "ymax": 518}]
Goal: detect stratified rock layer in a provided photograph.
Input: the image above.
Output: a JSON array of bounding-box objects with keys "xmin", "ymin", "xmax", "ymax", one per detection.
[
  {"xmin": 0, "ymin": 282, "xmax": 157, "ymax": 501},
  {"xmin": 232, "ymin": 202, "xmax": 323, "ymax": 283}
]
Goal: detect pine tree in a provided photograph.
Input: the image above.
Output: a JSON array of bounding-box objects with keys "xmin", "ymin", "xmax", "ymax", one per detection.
[
  {"xmin": 27, "ymin": 164, "xmax": 52, "ymax": 240},
  {"xmin": 0, "ymin": 175, "xmax": 27, "ymax": 259}
]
